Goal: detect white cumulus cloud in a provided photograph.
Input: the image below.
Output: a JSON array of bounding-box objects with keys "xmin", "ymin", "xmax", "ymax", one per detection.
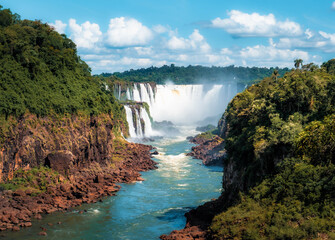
[
  {"xmin": 211, "ymin": 10, "xmax": 302, "ymax": 37},
  {"xmin": 106, "ymin": 17, "xmax": 153, "ymax": 47},
  {"xmin": 332, "ymin": 2, "xmax": 335, "ymax": 10},
  {"xmin": 49, "ymin": 20, "xmax": 67, "ymax": 34},
  {"xmin": 240, "ymin": 44, "xmax": 309, "ymax": 66},
  {"xmin": 167, "ymin": 29, "xmax": 210, "ymax": 53},
  {"xmin": 68, "ymin": 19, "xmax": 102, "ymax": 49}
]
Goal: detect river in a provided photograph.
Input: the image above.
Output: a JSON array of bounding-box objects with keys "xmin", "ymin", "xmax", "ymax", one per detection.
[{"xmin": 3, "ymin": 126, "xmax": 222, "ymax": 240}]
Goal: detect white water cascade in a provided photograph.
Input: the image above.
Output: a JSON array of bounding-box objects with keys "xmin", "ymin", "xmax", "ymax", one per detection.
[
  {"xmin": 116, "ymin": 82, "xmax": 239, "ymax": 138},
  {"xmin": 123, "ymin": 104, "xmax": 155, "ymax": 138}
]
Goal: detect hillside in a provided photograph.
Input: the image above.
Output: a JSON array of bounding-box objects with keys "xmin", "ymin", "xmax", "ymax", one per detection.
[
  {"xmin": 0, "ymin": 5, "xmax": 124, "ymax": 120},
  {"xmin": 210, "ymin": 60, "xmax": 335, "ymax": 239}
]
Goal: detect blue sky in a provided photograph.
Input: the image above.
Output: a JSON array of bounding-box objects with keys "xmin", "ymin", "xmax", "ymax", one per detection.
[{"xmin": 3, "ymin": 0, "xmax": 335, "ymax": 73}]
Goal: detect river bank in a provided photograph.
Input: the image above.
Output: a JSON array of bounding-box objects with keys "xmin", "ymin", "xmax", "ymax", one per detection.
[{"xmin": 0, "ymin": 140, "xmax": 157, "ymax": 234}]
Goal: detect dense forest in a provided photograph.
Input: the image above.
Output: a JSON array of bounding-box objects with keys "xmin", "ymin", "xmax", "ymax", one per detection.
[
  {"xmin": 99, "ymin": 65, "xmax": 290, "ymax": 85},
  {"xmin": 0, "ymin": 5, "xmax": 124, "ymax": 119},
  {"xmin": 209, "ymin": 60, "xmax": 335, "ymax": 239}
]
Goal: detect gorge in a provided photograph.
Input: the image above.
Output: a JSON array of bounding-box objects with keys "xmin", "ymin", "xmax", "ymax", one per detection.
[
  {"xmin": 2, "ymin": 80, "xmax": 241, "ymax": 239},
  {"xmin": 2, "ymin": 5, "xmax": 335, "ymax": 240}
]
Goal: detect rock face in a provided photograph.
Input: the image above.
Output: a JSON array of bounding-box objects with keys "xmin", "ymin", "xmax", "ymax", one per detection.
[
  {"xmin": 0, "ymin": 113, "xmax": 157, "ymax": 232},
  {"xmin": 187, "ymin": 135, "xmax": 225, "ymax": 166}
]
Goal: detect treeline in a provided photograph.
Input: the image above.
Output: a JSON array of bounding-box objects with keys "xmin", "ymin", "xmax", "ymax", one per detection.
[
  {"xmin": 99, "ymin": 64, "xmax": 289, "ymax": 85},
  {"xmin": 0, "ymin": 5, "xmax": 123, "ymax": 119},
  {"xmin": 210, "ymin": 60, "xmax": 335, "ymax": 239}
]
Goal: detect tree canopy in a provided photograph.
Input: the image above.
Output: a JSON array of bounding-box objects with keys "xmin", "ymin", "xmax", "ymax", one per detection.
[
  {"xmin": 210, "ymin": 60, "xmax": 335, "ymax": 239},
  {"xmin": 0, "ymin": 6, "xmax": 123, "ymax": 119},
  {"xmin": 99, "ymin": 64, "xmax": 290, "ymax": 85}
]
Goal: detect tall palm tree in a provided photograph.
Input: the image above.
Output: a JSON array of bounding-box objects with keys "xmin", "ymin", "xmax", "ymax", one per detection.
[
  {"xmin": 272, "ymin": 69, "xmax": 279, "ymax": 82},
  {"xmin": 294, "ymin": 59, "xmax": 303, "ymax": 69}
]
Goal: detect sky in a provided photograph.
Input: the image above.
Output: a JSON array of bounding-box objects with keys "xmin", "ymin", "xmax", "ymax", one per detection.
[{"xmin": 3, "ymin": 0, "xmax": 335, "ymax": 74}]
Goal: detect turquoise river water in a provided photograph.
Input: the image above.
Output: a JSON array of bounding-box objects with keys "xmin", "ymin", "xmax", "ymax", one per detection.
[{"xmin": 2, "ymin": 126, "xmax": 223, "ymax": 240}]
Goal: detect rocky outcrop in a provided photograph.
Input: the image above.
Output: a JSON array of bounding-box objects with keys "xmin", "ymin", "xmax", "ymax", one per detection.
[
  {"xmin": 187, "ymin": 135, "xmax": 225, "ymax": 166},
  {"xmin": 160, "ymin": 196, "xmax": 226, "ymax": 240},
  {"xmin": 0, "ymin": 113, "xmax": 129, "ymax": 182},
  {"xmin": 0, "ymin": 113, "xmax": 157, "ymax": 232}
]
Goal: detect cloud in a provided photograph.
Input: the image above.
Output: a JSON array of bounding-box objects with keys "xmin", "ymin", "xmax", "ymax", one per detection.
[
  {"xmin": 239, "ymin": 43, "xmax": 309, "ymax": 67},
  {"xmin": 106, "ymin": 17, "xmax": 153, "ymax": 47},
  {"xmin": 153, "ymin": 24, "xmax": 168, "ymax": 34},
  {"xmin": 166, "ymin": 29, "xmax": 211, "ymax": 53},
  {"xmin": 277, "ymin": 37, "xmax": 327, "ymax": 49},
  {"xmin": 305, "ymin": 29, "xmax": 313, "ymax": 39},
  {"xmin": 211, "ymin": 10, "xmax": 302, "ymax": 37},
  {"xmin": 332, "ymin": 2, "xmax": 335, "ymax": 10},
  {"xmin": 319, "ymin": 31, "xmax": 335, "ymax": 44},
  {"xmin": 68, "ymin": 19, "xmax": 102, "ymax": 49},
  {"xmin": 49, "ymin": 20, "xmax": 67, "ymax": 34}
]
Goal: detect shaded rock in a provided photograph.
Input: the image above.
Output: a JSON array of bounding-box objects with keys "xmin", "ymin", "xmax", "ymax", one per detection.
[
  {"xmin": 45, "ymin": 151, "xmax": 74, "ymax": 175},
  {"xmin": 39, "ymin": 231, "xmax": 47, "ymax": 236},
  {"xmin": 12, "ymin": 226, "xmax": 20, "ymax": 231},
  {"xmin": 187, "ymin": 135, "xmax": 226, "ymax": 166}
]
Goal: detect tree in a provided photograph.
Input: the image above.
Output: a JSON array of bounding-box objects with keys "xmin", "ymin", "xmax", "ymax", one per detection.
[
  {"xmin": 294, "ymin": 59, "xmax": 303, "ymax": 69},
  {"xmin": 272, "ymin": 69, "xmax": 279, "ymax": 82}
]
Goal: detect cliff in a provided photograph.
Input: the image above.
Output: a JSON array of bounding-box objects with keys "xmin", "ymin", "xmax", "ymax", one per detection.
[
  {"xmin": 0, "ymin": 6, "xmax": 157, "ymax": 233},
  {"xmin": 0, "ymin": 112, "xmax": 157, "ymax": 231}
]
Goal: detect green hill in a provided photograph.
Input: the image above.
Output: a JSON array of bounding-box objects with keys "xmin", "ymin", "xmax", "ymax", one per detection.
[
  {"xmin": 210, "ymin": 60, "xmax": 335, "ymax": 239},
  {"xmin": 0, "ymin": 5, "xmax": 123, "ymax": 119}
]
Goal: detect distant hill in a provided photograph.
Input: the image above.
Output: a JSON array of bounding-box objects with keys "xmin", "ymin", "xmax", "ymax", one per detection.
[{"xmin": 98, "ymin": 64, "xmax": 290, "ymax": 85}]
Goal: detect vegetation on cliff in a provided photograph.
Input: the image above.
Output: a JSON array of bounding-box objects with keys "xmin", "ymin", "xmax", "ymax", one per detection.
[
  {"xmin": 99, "ymin": 64, "xmax": 289, "ymax": 85},
  {"xmin": 209, "ymin": 60, "xmax": 335, "ymax": 239},
  {"xmin": 0, "ymin": 5, "xmax": 129, "ymax": 146},
  {"xmin": 0, "ymin": 5, "xmax": 124, "ymax": 119}
]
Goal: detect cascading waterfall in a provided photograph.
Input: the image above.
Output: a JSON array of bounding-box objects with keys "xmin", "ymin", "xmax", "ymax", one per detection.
[
  {"xmin": 124, "ymin": 104, "xmax": 154, "ymax": 138},
  {"xmin": 118, "ymin": 82, "xmax": 238, "ymax": 138},
  {"xmin": 124, "ymin": 106, "xmax": 136, "ymax": 137}
]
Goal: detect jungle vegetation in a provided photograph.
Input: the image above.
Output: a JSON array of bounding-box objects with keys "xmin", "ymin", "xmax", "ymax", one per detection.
[
  {"xmin": 99, "ymin": 64, "xmax": 290, "ymax": 85},
  {"xmin": 210, "ymin": 59, "xmax": 335, "ymax": 239}
]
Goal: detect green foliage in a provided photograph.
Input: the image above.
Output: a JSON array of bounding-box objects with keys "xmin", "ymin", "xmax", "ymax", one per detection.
[
  {"xmin": 211, "ymin": 159, "xmax": 335, "ymax": 239},
  {"xmin": 99, "ymin": 64, "xmax": 289, "ymax": 85},
  {"xmin": 211, "ymin": 59, "xmax": 335, "ymax": 239},
  {"xmin": 0, "ymin": 166, "xmax": 61, "ymax": 194},
  {"xmin": 222, "ymin": 65, "xmax": 334, "ymax": 190},
  {"xmin": 195, "ymin": 128, "xmax": 219, "ymax": 141},
  {"xmin": 296, "ymin": 114, "xmax": 335, "ymax": 166},
  {"xmin": 0, "ymin": 6, "xmax": 124, "ymax": 121}
]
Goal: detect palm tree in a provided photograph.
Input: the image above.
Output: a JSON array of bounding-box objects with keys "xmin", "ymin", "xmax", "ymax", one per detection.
[
  {"xmin": 294, "ymin": 59, "xmax": 303, "ymax": 69},
  {"xmin": 272, "ymin": 69, "xmax": 279, "ymax": 82}
]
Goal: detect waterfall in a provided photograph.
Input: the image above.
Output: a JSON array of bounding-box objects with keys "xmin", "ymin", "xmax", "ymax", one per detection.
[
  {"xmin": 140, "ymin": 107, "xmax": 154, "ymax": 136},
  {"xmin": 120, "ymin": 82, "xmax": 239, "ymax": 137},
  {"xmin": 124, "ymin": 106, "xmax": 136, "ymax": 138},
  {"xmin": 124, "ymin": 105, "xmax": 156, "ymax": 138}
]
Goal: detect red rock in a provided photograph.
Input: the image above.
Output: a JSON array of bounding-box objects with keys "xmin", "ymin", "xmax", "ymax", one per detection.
[
  {"xmin": 22, "ymin": 222, "xmax": 32, "ymax": 227},
  {"xmin": 12, "ymin": 226, "xmax": 20, "ymax": 231},
  {"xmin": 13, "ymin": 189, "xmax": 26, "ymax": 197},
  {"xmin": 39, "ymin": 231, "xmax": 47, "ymax": 236}
]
